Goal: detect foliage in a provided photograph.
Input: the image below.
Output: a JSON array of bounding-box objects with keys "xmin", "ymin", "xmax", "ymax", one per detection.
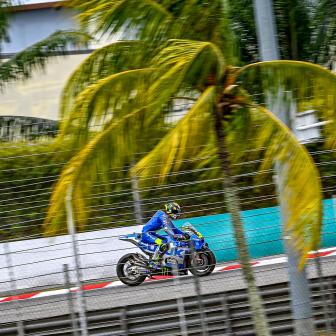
[
  {"xmin": 310, "ymin": 0, "xmax": 336, "ymax": 66},
  {"xmin": 273, "ymin": 0, "xmax": 312, "ymax": 60},
  {"xmin": 0, "ymin": 139, "xmax": 334, "ymax": 243},
  {"xmin": 227, "ymin": 0, "xmax": 333, "ymax": 64},
  {"xmin": 0, "ymin": 141, "xmax": 68, "ymax": 240},
  {"xmin": 0, "ymin": 0, "xmax": 11, "ymax": 49},
  {"xmin": 239, "ymin": 61, "xmax": 336, "ymax": 149},
  {"xmin": 227, "ymin": 0, "xmax": 259, "ymax": 64}
]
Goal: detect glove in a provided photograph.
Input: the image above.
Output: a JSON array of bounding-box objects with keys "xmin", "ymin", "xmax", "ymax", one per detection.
[{"xmin": 173, "ymin": 234, "xmax": 186, "ymax": 241}]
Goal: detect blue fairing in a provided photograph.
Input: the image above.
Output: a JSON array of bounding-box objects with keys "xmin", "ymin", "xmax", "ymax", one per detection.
[
  {"xmin": 138, "ymin": 235, "xmax": 193, "ymax": 252},
  {"xmin": 121, "ymin": 233, "xmax": 139, "ymax": 239},
  {"xmin": 193, "ymin": 237, "xmax": 205, "ymax": 251},
  {"xmin": 138, "ymin": 241, "xmax": 157, "ymax": 253},
  {"xmin": 134, "ymin": 233, "xmax": 206, "ymax": 269}
]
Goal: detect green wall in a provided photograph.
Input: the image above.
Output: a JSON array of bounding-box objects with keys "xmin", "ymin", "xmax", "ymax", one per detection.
[{"xmin": 175, "ymin": 199, "xmax": 336, "ymax": 262}]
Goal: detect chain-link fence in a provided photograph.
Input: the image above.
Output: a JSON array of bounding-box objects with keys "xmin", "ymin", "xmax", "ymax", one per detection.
[{"xmin": 0, "ymin": 99, "xmax": 336, "ymax": 336}]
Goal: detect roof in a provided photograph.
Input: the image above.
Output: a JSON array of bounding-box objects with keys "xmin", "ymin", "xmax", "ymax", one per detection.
[{"xmin": 12, "ymin": 0, "xmax": 65, "ymax": 11}]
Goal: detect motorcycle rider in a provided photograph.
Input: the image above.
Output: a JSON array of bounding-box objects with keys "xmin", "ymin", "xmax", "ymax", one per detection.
[{"xmin": 141, "ymin": 202, "xmax": 188, "ymax": 269}]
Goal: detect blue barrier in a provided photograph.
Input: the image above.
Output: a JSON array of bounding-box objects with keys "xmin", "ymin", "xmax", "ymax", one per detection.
[{"xmin": 175, "ymin": 199, "xmax": 336, "ymax": 262}]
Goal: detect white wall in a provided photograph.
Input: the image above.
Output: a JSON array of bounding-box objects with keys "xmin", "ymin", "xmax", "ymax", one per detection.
[
  {"xmin": 1, "ymin": 7, "xmax": 78, "ymax": 54},
  {"xmin": 0, "ymin": 54, "xmax": 89, "ymax": 120},
  {"xmin": 0, "ymin": 225, "xmax": 143, "ymax": 293},
  {"xmin": 0, "ymin": 6, "xmax": 126, "ymax": 120}
]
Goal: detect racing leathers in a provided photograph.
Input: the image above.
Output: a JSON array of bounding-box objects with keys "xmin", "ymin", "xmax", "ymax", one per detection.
[{"xmin": 141, "ymin": 210, "xmax": 185, "ymax": 265}]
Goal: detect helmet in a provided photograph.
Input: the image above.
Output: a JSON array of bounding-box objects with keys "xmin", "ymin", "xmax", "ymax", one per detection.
[{"xmin": 164, "ymin": 202, "xmax": 181, "ymax": 219}]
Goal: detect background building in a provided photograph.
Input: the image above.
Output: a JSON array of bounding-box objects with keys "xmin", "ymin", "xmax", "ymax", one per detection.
[{"xmin": 0, "ymin": 1, "xmax": 118, "ymax": 139}]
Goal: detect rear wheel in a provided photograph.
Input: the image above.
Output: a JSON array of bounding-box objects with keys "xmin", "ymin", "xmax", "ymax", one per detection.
[
  {"xmin": 116, "ymin": 253, "xmax": 147, "ymax": 286},
  {"xmin": 188, "ymin": 249, "xmax": 216, "ymax": 277}
]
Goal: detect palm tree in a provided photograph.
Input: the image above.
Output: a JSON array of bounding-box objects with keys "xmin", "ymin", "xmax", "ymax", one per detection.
[{"xmin": 45, "ymin": 1, "xmax": 336, "ymax": 334}]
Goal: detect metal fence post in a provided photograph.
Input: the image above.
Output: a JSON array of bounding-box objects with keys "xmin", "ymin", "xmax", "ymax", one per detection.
[
  {"xmin": 221, "ymin": 294, "xmax": 234, "ymax": 335},
  {"xmin": 131, "ymin": 172, "xmax": 144, "ymax": 225},
  {"xmin": 172, "ymin": 262, "xmax": 188, "ymax": 336},
  {"xmin": 189, "ymin": 243, "xmax": 208, "ymax": 336},
  {"xmin": 283, "ymin": 236, "xmax": 315, "ymax": 334},
  {"xmin": 120, "ymin": 308, "xmax": 128, "ymax": 336},
  {"xmin": 66, "ymin": 184, "xmax": 89, "ymax": 336},
  {"xmin": 313, "ymin": 252, "xmax": 332, "ymax": 333},
  {"xmin": 327, "ymin": 275, "xmax": 336, "ymax": 330},
  {"xmin": 63, "ymin": 264, "xmax": 80, "ymax": 336},
  {"xmin": 4, "ymin": 242, "xmax": 25, "ymax": 336}
]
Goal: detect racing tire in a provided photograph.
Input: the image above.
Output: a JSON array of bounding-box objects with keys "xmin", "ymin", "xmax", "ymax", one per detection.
[
  {"xmin": 188, "ymin": 249, "xmax": 216, "ymax": 277},
  {"xmin": 117, "ymin": 253, "xmax": 147, "ymax": 286}
]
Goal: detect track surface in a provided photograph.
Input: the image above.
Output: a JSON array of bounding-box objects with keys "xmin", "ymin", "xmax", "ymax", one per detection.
[
  {"xmin": 1, "ymin": 247, "xmax": 335, "ymax": 304},
  {"xmin": 1, "ymin": 249, "xmax": 336, "ymax": 324}
]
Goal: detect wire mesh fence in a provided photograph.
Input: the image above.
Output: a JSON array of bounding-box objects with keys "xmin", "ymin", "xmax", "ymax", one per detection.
[
  {"xmin": 0, "ymin": 99, "xmax": 335, "ymax": 336},
  {"xmin": 0, "ymin": 258, "xmax": 336, "ymax": 335}
]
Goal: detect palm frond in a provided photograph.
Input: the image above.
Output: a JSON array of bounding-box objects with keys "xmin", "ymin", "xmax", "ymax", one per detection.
[
  {"xmin": 61, "ymin": 38, "xmax": 224, "ymax": 145},
  {"xmin": 0, "ymin": 30, "xmax": 91, "ymax": 88},
  {"xmin": 44, "ymin": 107, "xmax": 145, "ymax": 235},
  {"xmin": 69, "ymin": 0, "xmax": 172, "ymax": 42},
  {"xmin": 56, "ymin": 40, "xmax": 225, "ymax": 206},
  {"xmin": 143, "ymin": 39, "xmax": 224, "ymax": 126},
  {"xmin": 251, "ymin": 105, "xmax": 323, "ymax": 267},
  {"xmin": 0, "ymin": 0, "xmax": 11, "ymax": 48},
  {"xmin": 193, "ymin": 103, "xmax": 254, "ymax": 179},
  {"xmin": 133, "ymin": 86, "xmax": 216, "ymax": 182},
  {"xmin": 60, "ymin": 40, "xmax": 148, "ymax": 121},
  {"xmin": 238, "ymin": 60, "xmax": 336, "ymax": 149},
  {"xmin": 59, "ymin": 68, "xmax": 154, "ymax": 143},
  {"xmin": 165, "ymin": 0, "xmax": 225, "ymax": 44},
  {"xmin": 153, "ymin": 39, "xmax": 225, "ymax": 82}
]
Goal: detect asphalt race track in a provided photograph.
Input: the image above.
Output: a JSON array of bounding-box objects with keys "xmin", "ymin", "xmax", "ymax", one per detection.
[{"xmin": 1, "ymin": 253, "xmax": 335, "ymax": 325}]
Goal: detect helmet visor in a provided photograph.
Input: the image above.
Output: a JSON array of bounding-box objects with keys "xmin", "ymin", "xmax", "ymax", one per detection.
[{"xmin": 170, "ymin": 205, "xmax": 181, "ymax": 218}]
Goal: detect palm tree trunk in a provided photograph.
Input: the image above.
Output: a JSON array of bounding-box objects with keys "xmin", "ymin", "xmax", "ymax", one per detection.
[{"xmin": 213, "ymin": 105, "xmax": 271, "ymax": 336}]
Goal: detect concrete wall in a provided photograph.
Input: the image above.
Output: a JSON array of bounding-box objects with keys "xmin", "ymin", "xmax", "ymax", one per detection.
[{"xmin": 0, "ymin": 53, "xmax": 89, "ymax": 120}]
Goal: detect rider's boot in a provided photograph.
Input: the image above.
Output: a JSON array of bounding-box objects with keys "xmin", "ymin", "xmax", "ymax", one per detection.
[
  {"xmin": 149, "ymin": 243, "xmax": 168, "ymax": 270},
  {"xmin": 149, "ymin": 250, "xmax": 162, "ymax": 270},
  {"xmin": 149, "ymin": 260, "xmax": 161, "ymax": 270}
]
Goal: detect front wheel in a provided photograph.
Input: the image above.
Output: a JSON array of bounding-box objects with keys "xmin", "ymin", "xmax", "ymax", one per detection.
[
  {"xmin": 188, "ymin": 249, "xmax": 216, "ymax": 277},
  {"xmin": 116, "ymin": 253, "xmax": 147, "ymax": 286}
]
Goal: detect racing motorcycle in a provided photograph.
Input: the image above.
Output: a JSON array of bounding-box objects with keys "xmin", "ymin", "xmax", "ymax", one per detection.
[{"xmin": 116, "ymin": 224, "xmax": 216, "ymax": 286}]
